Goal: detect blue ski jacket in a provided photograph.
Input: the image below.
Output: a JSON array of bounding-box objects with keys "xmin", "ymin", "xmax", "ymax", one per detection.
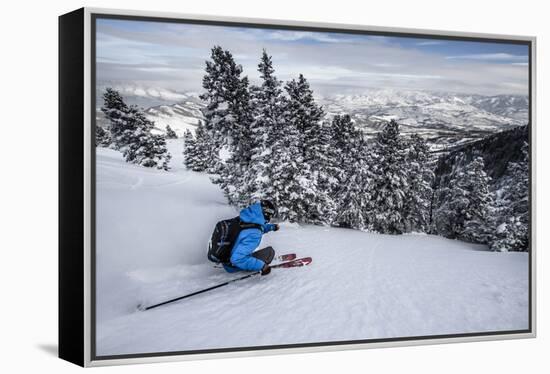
[{"xmin": 223, "ymin": 202, "xmax": 277, "ymax": 273}]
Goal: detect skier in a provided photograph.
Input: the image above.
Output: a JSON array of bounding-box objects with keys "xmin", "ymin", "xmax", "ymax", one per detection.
[{"xmin": 223, "ymin": 200, "xmax": 280, "ymax": 276}]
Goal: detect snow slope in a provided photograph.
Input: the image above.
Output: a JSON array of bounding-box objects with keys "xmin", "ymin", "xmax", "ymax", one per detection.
[{"xmin": 95, "ymin": 141, "xmax": 529, "ymax": 356}]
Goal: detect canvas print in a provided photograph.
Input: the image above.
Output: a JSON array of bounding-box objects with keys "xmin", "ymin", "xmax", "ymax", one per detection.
[{"xmin": 93, "ymin": 16, "xmax": 531, "ymax": 358}]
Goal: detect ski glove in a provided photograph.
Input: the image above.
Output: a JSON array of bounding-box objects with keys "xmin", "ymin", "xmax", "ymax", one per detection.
[
  {"xmin": 261, "ymin": 264, "xmax": 271, "ymax": 276},
  {"xmin": 273, "ymin": 224, "xmax": 280, "ymax": 232}
]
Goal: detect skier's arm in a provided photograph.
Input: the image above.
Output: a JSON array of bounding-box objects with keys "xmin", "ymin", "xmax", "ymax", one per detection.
[
  {"xmin": 230, "ymin": 230, "xmax": 265, "ymax": 271},
  {"xmin": 263, "ymin": 223, "xmax": 279, "ymax": 233}
]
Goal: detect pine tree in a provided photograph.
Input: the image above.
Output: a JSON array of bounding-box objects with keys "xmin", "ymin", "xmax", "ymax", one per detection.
[
  {"xmin": 165, "ymin": 125, "xmax": 178, "ymax": 139},
  {"xmin": 403, "ymin": 134, "xmax": 434, "ymax": 232},
  {"xmin": 95, "ymin": 125, "xmax": 111, "ymax": 147},
  {"xmin": 335, "ymin": 168, "xmax": 372, "ymax": 229},
  {"xmin": 285, "ymin": 74, "xmax": 325, "ymax": 160},
  {"xmin": 366, "ymin": 120, "xmax": 409, "ymax": 234},
  {"xmin": 490, "ymin": 215, "xmax": 528, "ymax": 252},
  {"xmin": 183, "ymin": 129, "xmax": 198, "ymax": 170},
  {"xmin": 124, "ymin": 129, "xmax": 171, "ymax": 171},
  {"xmin": 283, "ymin": 74, "xmax": 334, "ymax": 224},
  {"xmin": 200, "ymin": 45, "xmax": 254, "ymax": 160},
  {"xmin": 265, "ymin": 113, "xmax": 306, "ymax": 222},
  {"xmin": 121, "ymin": 110, "xmax": 171, "ymax": 171},
  {"xmin": 253, "ymin": 49, "xmax": 284, "ymax": 148},
  {"xmin": 435, "ymin": 156, "xmax": 493, "ymax": 242},
  {"xmin": 487, "ymin": 196, "xmax": 514, "ymax": 251},
  {"xmin": 328, "ymin": 115, "xmax": 372, "ymax": 228},
  {"xmin": 329, "ymin": 114, "xmax": 363, "ymax": 195},
  {"xmin": 101, "ymin": 88, "xmax": 171, "ymax": 170},
  {"xmin": 101, "ymin": 88, "xmax": 152, "ymax": 150},
  {"xmin": 316, "ymin": 120, "xmax": 340, "ymax": 203},
  {"xmin": 200, "ymin": 46, "xmax": 255, "ymax": 205},
  {"xmin": 335, "ymin": 136, "xmax": 373, "ymax": 230},
  {"xmin": 244, "ymin": 49, "xmax": 287, "ymax": 205},
  {"xmin": 507, "ymin": 142, "xmax": 530, "ymax": 214},
  {"xmin": 193, "ymin": 120, "xmax": 216, "ymax": 172},
  {"xmin": 120, "ymin": 111, "xmax": 171, "ymax": 171},
  {"xmin": 488, "ymin": 142, "xmax": 529, "ymax": 251}
]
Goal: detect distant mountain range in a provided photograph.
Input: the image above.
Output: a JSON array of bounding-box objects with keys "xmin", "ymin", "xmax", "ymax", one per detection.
[
  {"xmin": 97, "ymin": 89, "xmax": 528, "ymax": 150},
  {"xmin": 318, "ymin": 89, "xmax": 528, "ymax": 151},
  {"xmin": 143, "ymin": 94, "xmax": 204, "ymax": 137},
  {"xmin": 321, "ymin": 90, "xmax": 528, "ymax": 128}
]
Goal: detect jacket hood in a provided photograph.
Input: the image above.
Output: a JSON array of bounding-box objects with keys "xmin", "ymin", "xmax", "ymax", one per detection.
[{"xmin": 239, "ymin": 202, "xmax": 266, "ymax": 225}]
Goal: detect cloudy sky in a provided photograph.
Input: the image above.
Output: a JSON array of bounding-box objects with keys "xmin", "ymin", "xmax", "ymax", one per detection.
[{"xmin": 96, "ymin": 18, "xmax": 529, "ymax": 105}]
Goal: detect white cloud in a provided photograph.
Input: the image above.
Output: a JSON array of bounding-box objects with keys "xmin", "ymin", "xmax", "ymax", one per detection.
[{"xmin": 265, "ymin": 30, "xmax": 355, "ymax": 43}]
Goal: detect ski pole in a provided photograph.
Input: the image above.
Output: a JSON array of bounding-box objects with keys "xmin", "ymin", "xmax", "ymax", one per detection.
[{"xmin": 143, "ymin": 271, "xmax": 261, "ymax": 311}]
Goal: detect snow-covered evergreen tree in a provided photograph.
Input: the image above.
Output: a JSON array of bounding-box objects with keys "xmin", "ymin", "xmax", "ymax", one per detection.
[
  {"xmin": 192, "ymin": 120, "xmax": 216, "ymax": 172},
  {"xmin": 165, "ymin": 125, "xmax": 178, "ymax": 139},
  {"xmin": 316, "ymin": 120, "xmax": 340, "ymax": 202},
  {"xmin": 487, "ymin": 197, "xmax": 514, "ymax": 251},
  {"xmin": 201, "ymin": 46, "xmax": 252, "ymax": 151},
  {"xmin": 285, "ymin": 74, "xmax": 325, "ymax": 160},
  {"xmin": 252, "ymin": 50, "xmax": 283, "ymax": 147},
  {"xmin": 335, "ymin": 136, "xmax": 373, "ymax": 230},
  {"xmin": 460, "ymin": 159, "xmax": 494, "ymax": 243},
  {"xmin": 488, "ymin": 142, "xmax": 529, "ymax": 251},
  {"xmin": 101, "ymin": 88, "xmax": 138, "ymax": 150},
  {"xmin": 221, "ymin": 50, "xmax": 327, "ymax": 221},
  {"xmin": 283, "ymin": 74, "xmax": 334, "ymax": 224},
  {"xmin": 264, "ymin": 113, "xmax": 308, "ymax": 222},
  {"xmin": 435, "ymin": 156, "xmax": 493, "ymax": 242},
  {"xmin": 124, "ymin": 128, "xmax": 172, "ymax": 171},
  {"xmin": 200, "ymin": 46, "xmax": 255, "ymax": 205},
  {"xmin": 403, "ymin": 134, "xmax": 434, "ymax": 232},
  {"xmin": 490, "ymin": 215, "xmax": 528, "ymax": 252},
  {"xmin": 95, "ymin": 125, "xmax": 111, "ymax": 147},
  {"xmin": 242, "ymin": 49, "xmax": 286, "ymax": 205},
  {"xmin": 328, "ymin": 115, "xmax": 372, "ymax": 228},
  {"xmin": 329, "ymin": 115, "xmax": 363, "ymax": 193},
  {"xmin": 335, "ymin": 172, "xmax": 369, "ymax": 229},
  {"xmin": 366, "ymin": 120, "xmax": 409, "ymax": 234},
  {"xmin": 183, "ymin": 129, "xmax": 198, "ymax": 170},
  {"xmin": 101, "ymin": 88, "xmax": 171, "ymax": 170}
]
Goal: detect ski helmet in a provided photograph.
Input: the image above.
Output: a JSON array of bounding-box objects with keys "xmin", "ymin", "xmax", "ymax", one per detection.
[{"xmin": 260, "ymin": 199, "xmax": 277, "ymax": 221}]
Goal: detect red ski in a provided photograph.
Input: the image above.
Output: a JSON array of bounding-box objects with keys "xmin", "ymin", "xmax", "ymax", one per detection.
[
  {"xmin": 214, "ymin": 253, "xmax": 296, "ymax": 269},
  {"xmin": 272, "ymin": 257, "xmax": 312, "ymax": 269}
]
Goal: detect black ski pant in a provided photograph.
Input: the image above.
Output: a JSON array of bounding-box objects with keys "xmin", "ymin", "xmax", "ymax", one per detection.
[{"xmin": 251, "ymin": 246, "xmax": 275, "ymax": 265}]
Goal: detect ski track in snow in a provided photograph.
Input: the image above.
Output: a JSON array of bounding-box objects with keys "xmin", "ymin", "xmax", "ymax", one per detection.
[{"xmin": 95, "ymin": 139, "xmax": 529, "ymax": 356}]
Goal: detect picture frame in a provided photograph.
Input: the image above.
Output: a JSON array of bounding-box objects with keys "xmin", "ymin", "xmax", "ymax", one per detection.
[{"xmin": 59, "ymin": 7, "xmax": 536, "ymax": 367}]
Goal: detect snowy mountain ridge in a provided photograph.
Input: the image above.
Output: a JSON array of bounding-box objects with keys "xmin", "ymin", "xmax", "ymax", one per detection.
[
  {"xmin": 98, "ymin": 88, "xmax": 527, "ymax": 150},
  {"xmin": 144, "ymin": 97, "xmax": 205, "ymax": 137},
  {"xmin": 319, "ymin": 89, "xmax": 528, "ymax": 115},
  {"xmin": 318, "ymin": 89, "xmax": 528, "ymax": 134}
]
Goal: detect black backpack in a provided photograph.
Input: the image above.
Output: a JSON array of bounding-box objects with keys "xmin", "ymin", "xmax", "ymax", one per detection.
[{"xmin": 207, "ymin": 217, "xmax": 263, "ymax": 264}]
